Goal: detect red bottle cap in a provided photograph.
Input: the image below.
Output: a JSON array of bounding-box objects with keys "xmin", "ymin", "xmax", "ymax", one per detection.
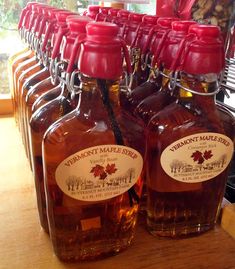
[
  {"xmin": 159, "ymin": 21, "xmax": 197, "ymax": 70},
  {"xmin": 157, "ymin": 17, "xmax": 179, "ymax": 29},
  {"xmin": 117, "ymin": 9, "xmax": 130, "ymax": 19},
  {"xmin": 124, "ymin": 13, "xmax": 144, "ymax": 46},
  {"xmin": 147, "ymin": 17, "xmax": 179, "ymax": 56},
  {"xmin": 33, "ymin": 5, "xmax": 50, "ymax": 34},
  {"xmin": 88, "ymin": 5, "xmax": 100, "ymax": 12},
  {"xmin": 132, "ymin": 15, "xmax": 158, "ymax": 49},
  {"xmin": 18, "ymin": 3, "xmax": 38, "ymax": 30},
  {"xmin": 142, "ymin": 15, "xmax": 158, "ymax": 25},
  {"xmin": 87, "ymin": 5, "xmax": 100, "ymax": 19},
  {"xmin": 99, "ymin": 7, "xmax": 111, "ymax": 15},
  {"xmin": 61, "ymin": 16, "xmax": 92, "ymax": 61},
  {"xmin": 128, "ymin": 12, "xmax": 145, "ymax": 23},
  {"xmin": 108, "ymin": 8, "xmax": 120, "ymax": 17},
  {"xmin": 56, "ymin": 11, "xmax": 78, "ymax": 25},
  {"xmin": 181, "ymin": 25, "xmax": 225, "ymax": 74},
  {"xmin": 79, "ymin": 22, "xmax": 126, "ymax": 79},
  {"xmin": 114, "ymin": 10, "xmax": 130, "ymax": 36},
  {"xmin": 37, "ymin": 7, "xmax": 57, "ymax": 37}
]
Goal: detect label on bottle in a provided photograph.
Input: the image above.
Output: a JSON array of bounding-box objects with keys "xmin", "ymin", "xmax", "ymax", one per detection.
[
  {"xmin": 55, "ymin": 145, "xmax": 143, "ymax": 201},
  {"xmin": 160, "ymin": 132, "xmax": 234, "ymax": 183}
]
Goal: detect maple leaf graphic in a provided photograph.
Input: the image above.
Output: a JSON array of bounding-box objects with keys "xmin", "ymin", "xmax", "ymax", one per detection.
[
  {"xmin": 191, "ymin": 150, "xmax": 204, "ymax": 164},
  {"xmin": 203, "ymin": 150, "xmax": 213, "ymax": 160},
  {"xmin": 99, "ymin": 172, "xmax": 107, "ymax": 180},
  {"xmin": 105, "ymin": 163, "xmax": 117, "ymax": 175},
  {"xmin": 90, "ymin": 165, "xmax": 105, "ymax": 178}
]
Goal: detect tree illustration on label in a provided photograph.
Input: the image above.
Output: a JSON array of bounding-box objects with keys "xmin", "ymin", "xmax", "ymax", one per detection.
[
  {"xmin": 191, "ymin": 150, "xmax": 213, "ymax": 164},
  {"xmin": 90, "ymin": 163, "xmax": 117, "ymax": 180}
]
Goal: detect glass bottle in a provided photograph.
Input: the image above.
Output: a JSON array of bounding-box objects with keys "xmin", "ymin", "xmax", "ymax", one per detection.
[
  {"xmin": 146, "ymin": 25, "xmax": 234, "ymax": 237},
  {"xmin": 9, "ymin": 4, "xmax": 32, "ymax": 121},
  {"xmin": 25, "ymin": 10, "xmax": 77, "ymax": 116},
  {"xmin": 28, "ymin": 16, "xmax": 91, "ymax": 233},
  {"xmin": 22, "ymin": 11, "xmax": 76, "ymax": 166},
  {"xmin": 12, "ymin": 3, "xmax": 38, "ymax": 123},
  {"xmin": 127, "ymin": 15, "xmax": 158, "ymax": 90},
  {"xmin": 136, "ymin": 21, "xmax": 197, "ymax": 124},
  {"xmin": 15, "ymin": 4, "xmax": 47, "ymax": 134},
  {"xmin": 18, "ymin": 5, "xmax": 54, "ymax": 158},
  {"xmin": 42, "ymin": 22, "xmax": 145, "ymax": 261},
  {"xmin": 122, "ymin": 17, "xmax": 177, "ymax": 114}
]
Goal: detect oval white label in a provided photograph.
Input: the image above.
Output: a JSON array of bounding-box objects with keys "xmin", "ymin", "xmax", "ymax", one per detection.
[
  {"xmin": 160, "ymin": 132, "xmax": 234, "ymax": 183},
  {"xmin": 55, "ymin": 145, "xmax": 143, "ymax": 201}
]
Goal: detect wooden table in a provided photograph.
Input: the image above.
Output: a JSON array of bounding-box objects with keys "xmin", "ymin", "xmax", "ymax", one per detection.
[{"xmin": 1, "ymin": 116, "xmax": 235, "ymax": 269}]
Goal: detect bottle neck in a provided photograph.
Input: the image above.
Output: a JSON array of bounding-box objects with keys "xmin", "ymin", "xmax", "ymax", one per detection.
[
  {"xmin": 178, "ymin": 72, "xmax": 220, "ymax": 117},
  {"xmin": 161, "ymin": 68, "xmax": 171, "ymax": 89},
  {"xmin": 79, "ymin": 75, "xmax": 121, "ymax": 114}
]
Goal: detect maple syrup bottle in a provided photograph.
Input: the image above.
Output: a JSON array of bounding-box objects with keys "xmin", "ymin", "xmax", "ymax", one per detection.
[
  {"xmin": 128, "ymin": 15, "xmax": 158, "ymax": 89},
  {"xmin": 122, "ymin": 17, "xmax": 177, "ymax": 114},
  {"xmin": 146, "ymin": 25, "xmax": 234, "ymax": 237},
  {"xmin": 25, "ymin": 10, "xmax": 77, "ymax": 115},
  {"xmin": 12, "ymin": 3, "xmax": 39, "ymax": 123},
  {"xmin": 15, "ymin": 4, "xmax": 48, "ymax": 133},
  {"xmin": 28, "ymin": 16, "xmax": 91, "ymax": 233},
  {"xmin": 42, "ymin": 22, "xmax": 145, "ymax": 261},
  {"xmin": 23, "ymin": 11, "xmax": 77, "ymax": 166},
  {"xmin": 10, "ymin": 4, "xmax": 33, "ymax": 122},
  {"xmin": 18, "ymin": 5, "xmax": 55, "ymax": 159},
  {"xmin": 136, "ymin": 21, "xmax": 197, "ymax": 124}
]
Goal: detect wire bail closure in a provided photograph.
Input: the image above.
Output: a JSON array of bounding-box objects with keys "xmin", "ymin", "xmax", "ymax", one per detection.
[
  {"xmin": 50, "ymin": 59, "xmax": 63, "ymax": 85},
  {"xmin": 65, "ymin": 70, "xmax": 82, "ymax": 96}
]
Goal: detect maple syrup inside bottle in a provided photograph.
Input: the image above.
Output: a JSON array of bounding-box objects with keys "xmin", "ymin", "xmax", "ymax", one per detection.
[
  {"xmin": 128, "ymin": 15, "xmax": 158, "ymax": 89},
  {"xmin": 146, "ymin": 24, "xmax": 234, "ymax": 237},
  {"xmin": 16, "ymin": 6, "xmax": 46, "ymax": 139},
  {"xmin": 121, "ymin": 17, "xmax": 178, "ymax": 115},
  {"xmin": 135, "ymin": 21, "xmax": 197, "ymax": 124},
  {"xmin": 12, "ymin": 2, "xmax": 38, "ymax": 124},
  {"xmin": 42, "ymin": 22, "xmax": 145, "ymax": 261},
  {"xmin": 25, "ymin": 11, "xmax": 83, "ymax": 118},
  {"xmin": 23, "ymin": 12, "xmax": 77, "ymax": 168}
]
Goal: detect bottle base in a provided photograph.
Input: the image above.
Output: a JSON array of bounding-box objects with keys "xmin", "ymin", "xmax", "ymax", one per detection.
[
  {"xmin": 53, "ymin": 237, "xmax": 133, "ymax": 262},
  {"xmin": 147, "ymin": 218, "xmax": 215, "ymax": 238}
]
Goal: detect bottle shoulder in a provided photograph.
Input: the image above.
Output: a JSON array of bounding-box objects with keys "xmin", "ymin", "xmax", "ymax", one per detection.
[{"xmin": 147, "ymin": 102, "xmax": 225, "ymax": 141}]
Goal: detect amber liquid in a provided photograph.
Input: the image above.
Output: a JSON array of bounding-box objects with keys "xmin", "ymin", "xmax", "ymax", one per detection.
[
  {"xmin": 42, "ymin": 77, "xmax": 145, "ymax": 261},
  {"xmin": 12, "ymin": 50, "xmax": 35, "ymax": 123},
  {"xmin": 135, "ymin": 71, "xmax": 174, "ymax": 124},
  {"xmin": 15, "ymin": 57, "xmax": 38, "ymax": 134},
  {"xmin": 8, "ymin": 48, "xmax": 29, "ymax": 121},
  {"xmin": 146, "ymin": 78, "xmax": 230, "ymax": 237},
  {"xmin": 32, "ymin": 83, "xmax": 62, "ymax": 112},
  {"xmin": 21, "ymin": 68, "xmax": 51, "ymax": 162},
  {"xmin": 122, "ymin": 75, "xmax": 162, "ymax": 116},
  {"xmin": 29, "ymin": 84, "xmax": 78, "ymax": 232}
]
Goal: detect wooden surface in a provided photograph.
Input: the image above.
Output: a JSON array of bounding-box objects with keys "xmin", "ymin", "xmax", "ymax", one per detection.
[
  {"xmin": 1, "ymin": 116, "xmax": 235, "ymax": 269},
  {"xmin": 222, "ymin": 204, "xmax": 235, "ymax": 240}
]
